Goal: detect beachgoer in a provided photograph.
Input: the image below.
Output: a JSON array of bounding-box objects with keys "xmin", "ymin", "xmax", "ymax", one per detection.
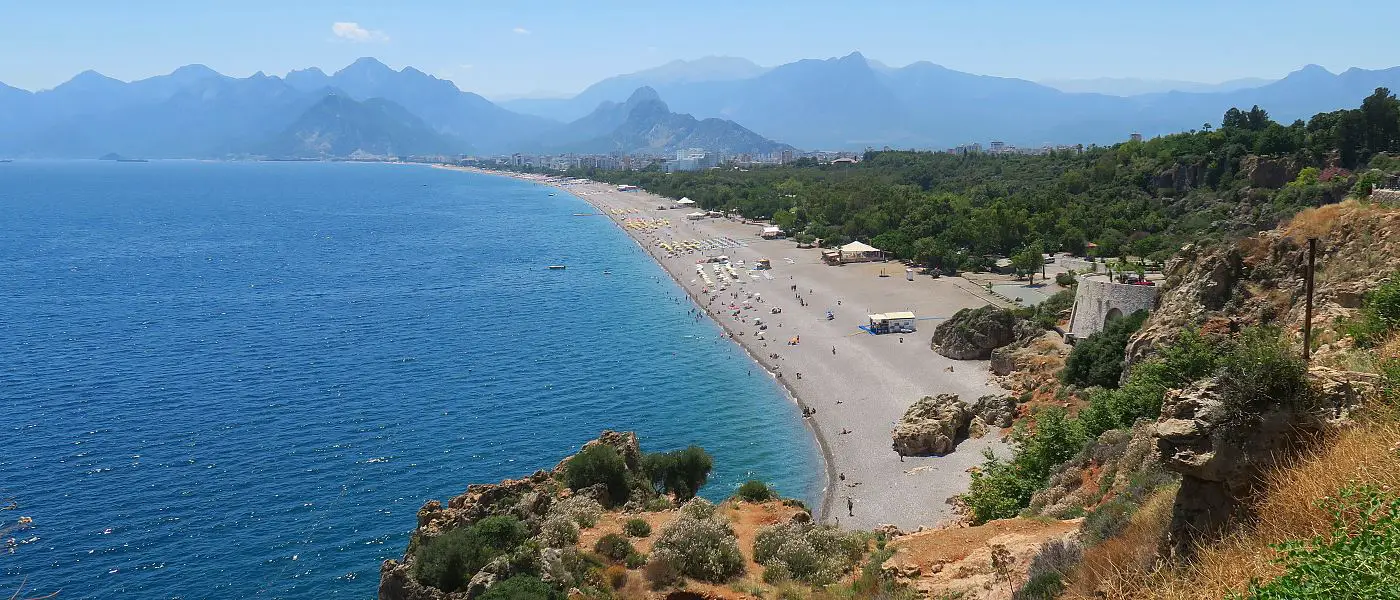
[
  {"xmin": 847, "ymin": 497, "xmax": 854, "ymax": 517},
  {"xmin": 839, "ymin": 472, "xmax": 845, "ymax": 481},
  {"xmin": 832, "ymin": 346, "xmax": 836, "ymax": 355}
]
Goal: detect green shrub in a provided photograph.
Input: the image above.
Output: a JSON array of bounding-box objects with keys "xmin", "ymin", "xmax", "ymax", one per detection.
[
  {"xmin": 538, "ymin": 514, "xmax": 579, "ymax": 548},
  {"xmin": 623, "ymin": 518, "xmax": 652, "ymax": 538},
  {"xmin": 1055, "ymin": 271, "xmax": 1077, "ymax": 287},
  {"xmin": 734, "ymin": 480, "xmax": 776, "ymax": 503},
  {"xmin": 624, "ymin": 551, "xmax": 647, "ymax": 569},
  {"xmin": 642, "ymin": 446, "xmax": 714, "ymax": 501},
  {"xmin": 961, "ymin": 408, "xmax": 1087, "ymax": 524},
  {"xmin": 479, "ymin": 575, "xmax": 564, "ymax": 600},
  {"xmin": 551, "ymin": 495, "xmax": 602, "ymax": 528},
  {"xmin": 1345, "ymin": 272, "xmax": 1400, "ymax": 347},
  {"xmin": 1217, "ymin": 326, "xmax": 1309, "ymax": 414},
  {"xmin": 1061, "ymin": 310, "xmax": 1149, "ymax": 388},
  {"xmin": 1234, "ymin": 485, "xmax": 1400, "ymax": 599},
  {"xmin": 649, "ymin": 500, "xmax": 745, "ymax": 582},
  {"xmin": 1077, "ymin": 328, "xmax": 1224, "ymax": 438},
  {"xmin": 762, "ymin": 562, "xmax": 792, "ymax": 584},
  {"xmin": 564, "ymin": 445, "xmax": 631, "ymax": 506},
  {"xmin": 412, "ymin": 515, "xmax": 530, "ymax": 592},
  {"xmin": 753, "ymin": 522, "xmax": 865, "ymax": 586},
  {"xmin": 594, "ymin": 533, "xmax": 635, "ymax": 562},
  {"xmin": 1032, "ymin": 289, "xmax": 1076, "ymax": 329}
]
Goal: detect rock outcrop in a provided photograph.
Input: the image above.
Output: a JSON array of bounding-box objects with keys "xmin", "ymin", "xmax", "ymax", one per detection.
[
  {"xmin": 932, "ymin": 306, "xmax": 1041, "ymax": 360},
  {"xmin": 892, "ymin": 395, "xmax": 974, "ymax": 456},
  {"xmin": 1153, "ymin": 368, "xmax": 1378, "ymax": 557},
  {"xmin": 1239, "ymin": 155, "xmax": 1300, "ymax": 189},
  {"xmin": 380, "ymin": 430, "xmax": 650, "ymax": 600},
  {"xmin": 1126, "ymin": 200, "xmax": 1400, "ymax": 370},
  {"xmin": 969, "ymin": 395, "xmax": 1018, "ymax": 430}
]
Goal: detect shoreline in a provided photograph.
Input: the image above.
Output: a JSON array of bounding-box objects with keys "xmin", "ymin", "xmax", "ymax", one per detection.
[
  {"xmin": 437, "ymin": 165, "xmax": 838, "ymax": 518},
  {"xmin": 438, "ymin": 165, "xmax": 1008, "ymax": 530}
]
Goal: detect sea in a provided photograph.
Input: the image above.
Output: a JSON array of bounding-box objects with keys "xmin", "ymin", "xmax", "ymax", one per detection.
[{"xmin": 0, "ymin": 160, "xmax": 822, "ymax": 599}]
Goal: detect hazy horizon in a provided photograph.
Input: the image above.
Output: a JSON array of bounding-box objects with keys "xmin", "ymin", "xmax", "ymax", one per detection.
[{"xmin": 4, "ymin": 0, "xmax": 1399, "ymax": 98}]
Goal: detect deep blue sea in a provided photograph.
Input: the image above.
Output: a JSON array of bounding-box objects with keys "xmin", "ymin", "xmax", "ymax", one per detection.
[{"xmin": 0, "ymin": 161, "xmax": 821, "ymax": 599}]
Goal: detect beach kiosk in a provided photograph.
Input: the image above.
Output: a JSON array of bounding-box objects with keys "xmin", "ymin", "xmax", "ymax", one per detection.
[
  {"xmin": 837, "ymin": 241, "xmax": 884, "ymax": 263},
  {"xmin": 686, "ymin": 211, "xmax": 707, "ymax": 220},
  {"xmin": 867, "ymin": 311, "xmax": 917, "ymax": 334},
  {"xmin": 761, "ymin": 226, "xmax": 782, "ymax": 239}
]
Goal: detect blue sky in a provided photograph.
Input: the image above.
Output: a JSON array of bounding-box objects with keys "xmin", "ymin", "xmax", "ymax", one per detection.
[{"xmin": 4, "ymin": 0, "xmax": 1398, "ymax": 97}]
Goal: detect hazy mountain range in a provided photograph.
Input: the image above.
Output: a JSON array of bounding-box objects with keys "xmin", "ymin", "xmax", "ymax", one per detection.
[
  {"xmin": 4, "ymin": 54, "xmax": 1400, "ymax": 157},
  {"xmin": 504, "ymin": 53, "xmax": 1400, "ymax": 149},
  {"xmin": 0, "ymin": 58, "xmax": 785, "ymax": 159},
  {"xmin": 1037, "ymin": 76, "xmax": 1277, "ymax": 96}
]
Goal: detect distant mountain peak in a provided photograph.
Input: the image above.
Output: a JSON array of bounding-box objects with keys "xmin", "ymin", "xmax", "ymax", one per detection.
[
  {"xmin": 626, "ymin": 86, "xmax": 662, "ymax": 104},
  {"xmin": 839, "ymin": 51, "xmax": 868, "ymax": 63},
  {"xmin": 336, "ymin": 57, "xmax": 395, "ymax": 77},
  {"xmin": 171, "ymin": 64, "xmax": 219, "ymax": 77}
]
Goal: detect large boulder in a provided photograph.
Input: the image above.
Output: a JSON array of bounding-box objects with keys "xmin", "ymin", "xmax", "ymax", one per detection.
[
  {"xmin": 1153, "ymin": 368, "xmax": 1378, "ymax": 558},
  {"xmin": 969, "ymin": 395, "xmax": 1018, "ymax": 429},
  {"xmin": 931, "ymin": 306, "xmax": 1039, "ymax": 360},
  {"xmin": 892, "ymin": 394, "xmax": 973, "ymax": 456}
]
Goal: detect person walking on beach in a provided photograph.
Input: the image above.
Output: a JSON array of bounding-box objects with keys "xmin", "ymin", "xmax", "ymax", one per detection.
[
  {"xmin": 847, "ymin": 496, "xmax": 854, "ymax": 517},
  {"xmin": 832, "ymin": 346, "xmax": 836, "ymax": 355}
]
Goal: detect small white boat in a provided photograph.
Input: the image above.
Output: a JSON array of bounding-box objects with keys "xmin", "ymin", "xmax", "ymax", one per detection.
[{"xmin": 548, "ymin": 265, "xmax": 566, "ymax": 270}]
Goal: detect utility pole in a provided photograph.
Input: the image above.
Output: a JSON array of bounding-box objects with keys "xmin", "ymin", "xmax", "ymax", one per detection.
[{"xmin": 1303, "ymin": 237, "xmax": 1317, "ymax": 362}]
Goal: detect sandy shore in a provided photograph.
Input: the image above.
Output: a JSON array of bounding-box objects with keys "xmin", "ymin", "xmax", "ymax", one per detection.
[{"xmin": 440, "ymin": 166, "xmax": 1010, "ymax": 530}]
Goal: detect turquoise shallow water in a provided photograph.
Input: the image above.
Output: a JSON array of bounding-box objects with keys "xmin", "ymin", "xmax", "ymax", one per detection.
[{"xmin": 0, "ymin": 161, "xmax": 821, "ymax": 598}]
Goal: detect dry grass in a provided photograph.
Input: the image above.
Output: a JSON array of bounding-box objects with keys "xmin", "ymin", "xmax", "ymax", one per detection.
[
  {"xmin": 1063, "ymin": 419, "xmax": 1400, "ymax": 599},
  {"xmin": 1061, "ymin": 484, "xmax": 1175, "ymax": 599}
]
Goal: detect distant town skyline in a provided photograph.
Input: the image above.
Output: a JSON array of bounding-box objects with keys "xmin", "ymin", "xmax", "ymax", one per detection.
[{"xmin": 4, "ymin": 0, "xmax": 1400, "ymax": 98}]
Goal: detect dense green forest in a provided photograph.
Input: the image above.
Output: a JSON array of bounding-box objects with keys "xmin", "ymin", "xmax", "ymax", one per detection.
[{"xmin": 564, "ymin": 89, "xmax": 1400, "ymax": 271}]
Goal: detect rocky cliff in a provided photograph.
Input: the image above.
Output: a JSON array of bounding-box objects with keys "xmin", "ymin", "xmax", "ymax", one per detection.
[{"xmin": 1127, "ymin": 199, "xmax": 1400, "ymax": 370}]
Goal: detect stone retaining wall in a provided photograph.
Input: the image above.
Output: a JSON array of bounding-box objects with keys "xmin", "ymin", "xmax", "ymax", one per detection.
[{"xmin": 1066, "ymin": 276, "xmax": 1159, "ymax": 340}]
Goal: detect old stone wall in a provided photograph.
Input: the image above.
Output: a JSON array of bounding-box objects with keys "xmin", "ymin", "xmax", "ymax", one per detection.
[{"xmin": 1066, "ymin": 275, "xmax": 1159, "ymax": 340}]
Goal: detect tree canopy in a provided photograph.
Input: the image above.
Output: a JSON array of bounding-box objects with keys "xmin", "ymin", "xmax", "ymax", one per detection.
[{"xmin": 564, "ymin": 91, "xmax": 1400, "ymax": 267}]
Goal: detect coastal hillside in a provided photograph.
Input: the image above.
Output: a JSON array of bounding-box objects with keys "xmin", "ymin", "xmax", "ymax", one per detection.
[
  {"xmin": 570, "ymin": 89, "xmax": 1400, "ymax": 268},
  {"xmin": 259, "ymin": 93, "xmax": 466, "ymax": 158},
  {"xmin": 379, "ymin": 431, "xmax": 888, "ymax": 600}
]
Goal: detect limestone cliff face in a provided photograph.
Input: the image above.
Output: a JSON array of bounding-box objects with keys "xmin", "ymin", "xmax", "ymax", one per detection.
[
  {"xmin": 1126, "ymin": 200, "xmax": 1400, "ymax": 370},
  {"xmin": 1153, "ymin": 368, "xmax": 1378, "ymax": 557}
]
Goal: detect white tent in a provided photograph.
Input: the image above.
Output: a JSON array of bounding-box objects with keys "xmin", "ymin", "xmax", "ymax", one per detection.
[
  {"xmin": 840, "ymin": 241, "xmax": 880, "ymax": 253},
  {"xmin": 837, "ymin": 241, "xmax": 884, "ymax": 263},
  {"xmin": 676, "ymin": 197, "xmax": 696, "ymax": 205}
]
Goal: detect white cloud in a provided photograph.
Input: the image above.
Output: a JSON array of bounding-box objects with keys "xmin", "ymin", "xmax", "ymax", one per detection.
[
  {"xmin": 332, "ymin": 22, "xmax": 389, "ymax": 43},
  {"xmin": 512, "ymin": 27, "xmax": 530, "ymax": 35}
]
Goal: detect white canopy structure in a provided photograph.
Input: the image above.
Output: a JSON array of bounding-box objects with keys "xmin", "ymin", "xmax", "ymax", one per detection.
[
  {"xmin": 676, "ymin": 197, "xmax": 696, "ymax": 205},
  {"xmin": 837, "ymin": 241, "xmax": 884, "ymax": 263}
]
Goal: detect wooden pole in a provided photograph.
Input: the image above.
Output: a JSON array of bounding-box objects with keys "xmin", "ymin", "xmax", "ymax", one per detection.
[{"xmin": 1303, "ymin": 237, "xmax": 1317, "ymax": 362}]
